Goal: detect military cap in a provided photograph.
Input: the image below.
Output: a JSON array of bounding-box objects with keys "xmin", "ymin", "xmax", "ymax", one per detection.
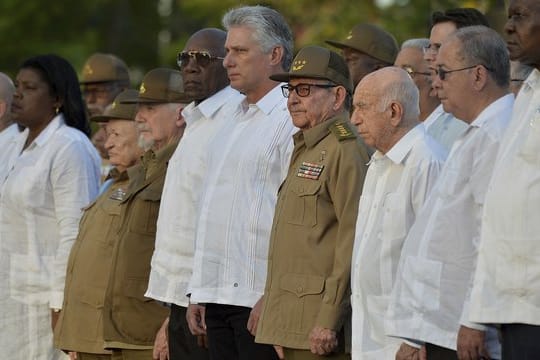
[
  {"xmin": 270, "ymin": 46, "xmax": 353, "ymax": 93},
  {"xmin": 326, "ymin": 23, "xmax": 399, "ymax": 65},
  {"xmin": 121, "ymin": 68, "xmax": 190, "ymax": 104},
  {"xmin": 91, "ymin": 89, "xmax": 139, "ymax": 123},
  {"xmin": 80, "ymin": 53, "xmax": 130, "ymax": 84}
]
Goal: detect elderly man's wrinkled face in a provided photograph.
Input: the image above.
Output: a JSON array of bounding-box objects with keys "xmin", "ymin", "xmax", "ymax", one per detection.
[
  {"xmin": 505, "ymin": 0, "xmax": 540, "ymax": 67},
  {"xmin": 104, "ymin": 119, "xmax": 142, "ymax": 172},
  {"xmin": 284, "ymin": 78, "xmax": 339, "ymax": 131}
]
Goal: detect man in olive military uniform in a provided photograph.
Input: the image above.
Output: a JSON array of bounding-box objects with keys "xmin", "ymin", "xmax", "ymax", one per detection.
[
  {"xmin": 54, "ymin": 89, "xmax": 143, "ymax": 360},
  {"xmin": 100, "ymin": 68, "xmax": 189, "ymax": 360},
  {"xmin": 326, "ymin": 23, "xmax": 398, "ymax": 88},
  {"xmin": 80, "ymin": 53, "xmax": 131, "ymax": 178},
  {"xmin": 255, "ymin": 46, "xmax": 370, "ymax": 360}
]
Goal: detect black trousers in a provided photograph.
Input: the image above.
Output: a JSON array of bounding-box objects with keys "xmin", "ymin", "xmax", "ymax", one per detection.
[
  {"xmin": 501, "ymin": 323, "xmax": 540, "ymax": 359},
  {"xmin": 425, "ymin": 343, "xmax": 458, "ymax": 360},
  {"xmin": 169, "ymin": 304, "xmax": 210, "ymax": 360},
  {"xmin": 204, "ymin": 303, "xmax": 278, "ymax": 360}
]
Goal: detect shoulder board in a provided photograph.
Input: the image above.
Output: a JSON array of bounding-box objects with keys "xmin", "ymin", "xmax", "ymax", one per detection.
[{"xmin": 329, "ymin": 121, "xmax": 356, "ymax": 141}]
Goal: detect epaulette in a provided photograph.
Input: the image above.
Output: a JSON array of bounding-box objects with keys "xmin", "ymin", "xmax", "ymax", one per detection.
[{"xmin": 329, "ymin": 121, "xmax": 356, "ymax": 141}]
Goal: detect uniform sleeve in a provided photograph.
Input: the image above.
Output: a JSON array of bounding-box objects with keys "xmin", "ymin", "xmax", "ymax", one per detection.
[
  {"xmin": 315, "ymin": 140, "xmax": 368, "ymax": 330},
  {"xmin": 49, "ymin": 140, "xmax": 100, "ymax": 309}
]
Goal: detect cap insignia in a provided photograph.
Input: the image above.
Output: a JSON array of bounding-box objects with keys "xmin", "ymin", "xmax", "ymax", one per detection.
[
  {"xmin": 292, "ymin": 60, "xmax": 307, "ymax": 71},
  {"xmin": 111, "ymin": 101, "xmax": 117, "ymax": 109},
  {"xmin": 139, "ymin": 83, "xmax": 146, "ymax": 94},
  {"xmin": 346, "ymin": 31, "xmax": 353, "ymax": 40}
]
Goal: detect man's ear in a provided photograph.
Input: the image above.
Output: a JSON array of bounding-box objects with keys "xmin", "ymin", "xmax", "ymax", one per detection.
[
  {"xmin": 389, "ymin": 101, "xmax": 404, "ymax": 127},
  {"xmin": 269, "ymin": 46, "xmax": 284, "ymax": 67}
]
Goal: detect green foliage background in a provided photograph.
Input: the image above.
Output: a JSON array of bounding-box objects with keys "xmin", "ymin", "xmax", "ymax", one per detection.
[{"xmin": 0, "ymin": 0, "xmax": 507, "ymax": 85}]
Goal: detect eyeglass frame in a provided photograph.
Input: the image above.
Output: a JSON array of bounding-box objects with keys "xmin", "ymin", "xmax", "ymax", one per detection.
[
  {"xmin": 401, "ymin": 65, "xmax": 431, "ymax": 78},
  {"xmin": 176, "ymin": 50, "xmax": 224, "ymax": 70},
  {"xmin": 432, "ymin": 64, "xmax": 492, "ymax": 81},
  {"xmin": 422, "ymin": 43, "xmax": 441, "ymax": 55},
  {"xmin": 280, "ymin": 83, "xmax": 338, "ymax": 98}
]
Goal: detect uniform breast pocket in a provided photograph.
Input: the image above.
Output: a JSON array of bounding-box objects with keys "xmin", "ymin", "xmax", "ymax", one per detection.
[
  {"xmin": 285, "ymin": 182, "xmax": 321, "ymax": 227},
  {"xmin": 128, "ymin": 188, "xmax": 161, "ymax": 235}
]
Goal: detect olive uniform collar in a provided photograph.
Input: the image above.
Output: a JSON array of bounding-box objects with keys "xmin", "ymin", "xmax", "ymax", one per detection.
[{"xmin": 294, "ymin": 113, "xmax": 353, "ymax": 149}]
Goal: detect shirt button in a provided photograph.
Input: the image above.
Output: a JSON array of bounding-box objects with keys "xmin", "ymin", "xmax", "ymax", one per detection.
[
  {"xmin": 296, "ymin": 286, "xmax": 304, "ymax": 293},
  {"xmin": 233, "ymin": 283, "xmax": 238, "ymax": 287}
]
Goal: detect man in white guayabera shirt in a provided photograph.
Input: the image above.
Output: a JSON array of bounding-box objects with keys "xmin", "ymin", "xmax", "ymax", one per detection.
[
  {"xmin": 468, "ymin": 0, "xmax": 540, "ymax": 358},
  {"xmin": 386, "ymin": 26, "xmax": 514, "ymax": 360},
  {"xmin": 145, "ymin": 28, "xmax": 242, "ymax": 360},
  {"xmin": 349, "ymin": 67, "xmax": 446, "ymax": 360},
  {"xmin": 185, "ymin": 5, "xmax": 296, "ymax": 360}
]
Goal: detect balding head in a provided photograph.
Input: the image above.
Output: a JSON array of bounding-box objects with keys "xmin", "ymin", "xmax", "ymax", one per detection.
[
  {"xmin": 351, "ymin": 67, "xmax": 420, "ymax": 153},
  {"xmin": 0, "ymin": 72, "xmax": 15, "ymax": 130},
  {"xmin": 180, "ymin": 28, "xmax": 230, "ymax": 102}
]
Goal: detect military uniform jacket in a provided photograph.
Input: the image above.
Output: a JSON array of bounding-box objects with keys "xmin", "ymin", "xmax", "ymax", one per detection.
[
  {"xmin": 102, "ymin": 142, "xmax": 177, "ymax": 348},
  {"xmin": 54, "ymin": 169, "xmax": 129, "ymax": 354},
  {"xmin": 256, "ymin": 115, "xmax": 369, "ymax": 349}
]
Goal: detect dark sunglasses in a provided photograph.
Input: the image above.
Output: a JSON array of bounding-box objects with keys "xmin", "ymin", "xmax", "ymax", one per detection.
[{"xmin": 176, "ymin": 51, "xmax": 224, "ymax": 69}]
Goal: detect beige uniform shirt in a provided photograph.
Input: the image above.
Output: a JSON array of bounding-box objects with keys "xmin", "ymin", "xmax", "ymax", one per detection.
[
  {"xmin": 256, "ymin": 115, "xmax": 369, "ymax": 350},
  {"xmin": 55, "ymin": 169, "xmax": 129, "ymax": 354}
]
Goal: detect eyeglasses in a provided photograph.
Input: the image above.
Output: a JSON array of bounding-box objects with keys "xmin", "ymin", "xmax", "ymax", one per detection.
[
  {"xmin": 401, "ymin": 66, "xmax": 431, "ymax": 78},
  {"xmin": 281, "ymin": 83, "xmax": 337, "ymax": 98},
  {"xmin": 176, "ymin": 51, "xmax": 224, "ymax": 69},
  {"xmin": 422, "ymin": 43, "xmax": 441, "ymax": 55},
  {"xmin": 432, "ymin": 64, "xmax": 490, "ymax": 81}
]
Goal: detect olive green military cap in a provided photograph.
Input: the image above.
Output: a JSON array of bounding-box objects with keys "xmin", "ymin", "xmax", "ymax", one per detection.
[
  {"xmin": 121, "ymin": 68, "xmax": 190, "ymax": 104},
  {"xmin": 326, "ymin": 23, "xmax": 399, "ymax": 65},
  {"xmin": 270, "ymin": 46, "xmax": 353, "ymax": 93},
  {"xmin": 91, "ymin": 89, "xmax": 139, "ymax": 123},
  {"xmin": 80, "ymin": 53, "xmax": 130, "ymax": 84}
]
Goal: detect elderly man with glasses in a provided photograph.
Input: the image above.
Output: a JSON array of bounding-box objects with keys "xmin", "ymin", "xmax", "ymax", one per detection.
[
  {"xmin": 386, "ymin": 25, "xmax": 514, "ymax": 360},
  {"xmin": 254, "ymin": 45, "xmax": 370, "ymax": 360}
]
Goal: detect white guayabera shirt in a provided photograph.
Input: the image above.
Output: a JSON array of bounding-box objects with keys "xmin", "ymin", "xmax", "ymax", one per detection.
[
  {"xmin": 423, "ymin": 104, "xmax": 468, "ymax": 153},
  {"xmin": 386, "ymin": 94, "xmax": 514, "ymax": 360},
  {"xmin": 146, "ymin": 86, "xmax": 244, "ymax": 307},
  {"xmin": 188, "ymin": 84, "xmax": 296, "ymax": 307},
  {"xmin": 352, "ymin": 125, "xmax": 446, "ymax": 360},
  {"xmin": 470, "ymin": 70, "xmax": 540, "ymax": 326},
  {"xmin": 0, "ymin": 115, "xmax": 100, "ymax": 360}
]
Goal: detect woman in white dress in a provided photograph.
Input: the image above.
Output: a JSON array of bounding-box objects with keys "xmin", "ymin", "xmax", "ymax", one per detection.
[{"xmin": 0, "ymin": 54, "xmax": 101, "ymax": 360}]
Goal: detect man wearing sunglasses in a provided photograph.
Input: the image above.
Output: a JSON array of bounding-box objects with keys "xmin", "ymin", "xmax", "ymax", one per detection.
[
  {"xmin": 387, "ymin": 26, "xmax": 513, "ymax": 360},
  {"xmin": 145, "ymin": 28, "xmax": 243, "ymax": 360},
  {"xmin": 255, "ymin": 46, "xmax": 370, "ymax": 359}
]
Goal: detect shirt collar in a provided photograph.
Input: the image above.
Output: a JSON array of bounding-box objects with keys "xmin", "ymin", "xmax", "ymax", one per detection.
[
  {"xmin": 29, "ymin": 114, "xmax": 65, "ymax": 148},
  {"xmin": 384, "ymin": 124, "xmax": 424, "ymax": 165},
  {"xmin": 182, "ymin": 86, "xmax": 243, "ymax": 125},
  {"xmin": 423, "ymin": 104, "xmax": 445, "ymax": 129},
  {"xmin": 523, "ymin": 68, "xmax": 540, "ymax": 91},
  {"xmin": 240, "ymin": 83, "xmax": 286, "ymax": 116},
  {"xmin": 470, "ymin": 93, "xmax": 515, "ymax": 128}
]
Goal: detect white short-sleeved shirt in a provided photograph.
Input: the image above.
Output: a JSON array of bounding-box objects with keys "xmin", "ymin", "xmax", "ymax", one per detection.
[
  {"xmin": 352, "ymin": 125, "xmax": 446, "ymax": 359},
  {"xmin": 188, "ymin": 84, "xmax": 296, "ymax": 307}
]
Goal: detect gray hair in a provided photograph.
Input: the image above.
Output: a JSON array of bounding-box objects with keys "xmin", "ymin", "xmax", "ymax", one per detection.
[
  {"xmin": 222, "ymin": 5, "xmax": 294, "ymax": 70},
  {"xmin": 378, "ymin": 76, "xmax": 420, "ymax": 123},
  {"xmin": 401, "ymin": 38, "xmax": 430, "ymax": 51},
  {"xmin": 451, "ymin": 25, "xmax": 510, "ymax": 87}
]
